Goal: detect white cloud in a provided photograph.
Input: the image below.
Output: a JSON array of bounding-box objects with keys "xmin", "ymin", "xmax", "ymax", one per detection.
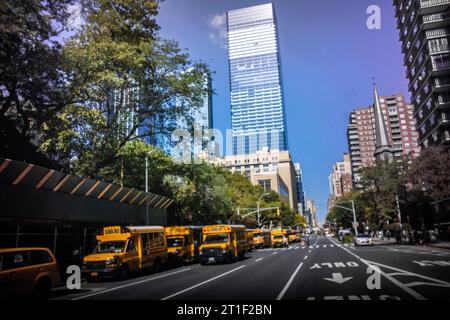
[
  {"xmin": 207, "ymin": 13, "xmax": 227, "ymax": 49},
  {"xmin": 209, "ymin": 13, "xmax": 226, "ymax": 29}
]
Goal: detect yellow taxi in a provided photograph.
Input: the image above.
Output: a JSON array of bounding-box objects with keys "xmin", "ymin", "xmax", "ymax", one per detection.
[{"xmin": 0, "ymin": 247, "xmax": 60, "ymax": 298}]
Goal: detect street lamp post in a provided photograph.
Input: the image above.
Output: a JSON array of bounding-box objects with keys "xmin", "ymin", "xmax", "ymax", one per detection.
[
  {"xmin": 333, "ymin": 200, "xmax": 358, "ymax": 236},
  {"xmin": 257, "ymin": 193, "xmax": 270, "ymax": 228},
  {"xmin": 145, "ymin": 150, "xmax": 157, "ymax": 226}
]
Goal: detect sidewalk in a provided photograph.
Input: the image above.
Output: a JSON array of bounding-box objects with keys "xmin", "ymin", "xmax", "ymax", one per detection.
[
  {"xmin": 371, "ymin": 238, "xmax": 397, "ymax": 245},
  {"xmin": 423, "ymin": 241, "xmax": 450, "ymax": 250}
]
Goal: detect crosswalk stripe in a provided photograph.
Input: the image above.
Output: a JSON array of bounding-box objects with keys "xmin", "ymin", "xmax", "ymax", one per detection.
[{"xmin": 323, "ymin": 245, "xmax": 327, "ymax": 248}]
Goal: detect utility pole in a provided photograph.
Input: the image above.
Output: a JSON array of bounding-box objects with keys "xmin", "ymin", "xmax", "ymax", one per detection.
[
  {"xmin": 257, "ymin": 193, "xmax": 270, "ymax": 228},
  {"xmin": 351, "ymin": 200, "xmax": 357, "ymax": 235},
  {"xmin": 333, "ymin": 201, "xmax": 358, "ymax": 236},
  {"xmin": 395, "ymin": 192, "xmax": 402, "ymax": 231}
]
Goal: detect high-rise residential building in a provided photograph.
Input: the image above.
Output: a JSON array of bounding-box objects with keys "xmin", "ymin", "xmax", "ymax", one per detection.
[
  {"xmin": 210, "ymin": 148, "xmax": 298, "ymax": 211},
  {"xmin": 227, "ymin": 3, "xmax": 288, "ymax": 155},
  {"xmin": 347, "ymin": 92, "xmax": 421, "ymax": 183},
  {"xmin": 327, "ymin": 153, "xmax": 353, "ymax": 213},
  {"xmin": 393, "ymin": 0, "xmax": 450, "ymax": 147},
  {"xmin": 305, "ymin": 198, "xmax": 318, "ymax": 228},
  {"xmin": 294, "ymin": 162, "xmax": 306, "ymax": 215}
]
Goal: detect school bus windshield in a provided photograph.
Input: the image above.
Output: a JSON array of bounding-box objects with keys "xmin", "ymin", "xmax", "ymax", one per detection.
[
  {"xmin": 203, "ymin": 234, "xmax": 229, "ymax": 244},
  {"xmin": 94, "ymin": 241, "xmax": 127, "ymax": 253},
  {"xmin": 167, "ymin": 237, "xmax": 184, "ymax": 247},
  {"xmin": 273, "ymin": 235, "xmax": 284, "ymax": 240}
]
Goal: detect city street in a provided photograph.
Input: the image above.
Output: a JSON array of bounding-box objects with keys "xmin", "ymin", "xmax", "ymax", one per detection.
[{"xmin": 52, "ymin": 236, "xmax": 450, "ymax": 301}]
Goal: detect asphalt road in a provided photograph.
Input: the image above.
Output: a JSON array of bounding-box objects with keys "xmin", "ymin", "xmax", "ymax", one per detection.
[{"xmin": 52, "ymin": 236, "xmax": 450, "ymax": 300}]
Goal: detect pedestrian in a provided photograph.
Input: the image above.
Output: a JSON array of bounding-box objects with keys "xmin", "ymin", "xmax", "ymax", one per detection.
[{"xmin": 386, "ymin": 230, "xmax": 391, "ymax": 240}]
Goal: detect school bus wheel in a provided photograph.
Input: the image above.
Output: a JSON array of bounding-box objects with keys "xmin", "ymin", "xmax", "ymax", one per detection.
[{"xmin": 226, "ymin": 252, "xmax": 233, "ymax": 264}]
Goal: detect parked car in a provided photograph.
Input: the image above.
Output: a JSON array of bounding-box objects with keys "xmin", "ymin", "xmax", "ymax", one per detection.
[
  {"xmin": 354, "ymin": 234, "xmax": 373, "ymax": 246},
  {"xmin": 0, "ymin": 248, "xmax": 61, "ymax": 298}
]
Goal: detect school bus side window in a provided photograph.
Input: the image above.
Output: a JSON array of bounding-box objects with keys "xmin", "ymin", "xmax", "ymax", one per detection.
[
  {"xmin": 143, "ymin": 234, "xmax": 152, "ymax": 255},
  {"xmin": 160, "ymin": 232, "xmax": 165, "ymax": 246},
  {"xmin": 149, "ymin": 232, "xmax": 158, "ymax": 248}
]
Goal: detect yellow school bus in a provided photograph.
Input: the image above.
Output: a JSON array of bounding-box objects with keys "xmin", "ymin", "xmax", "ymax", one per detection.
[
  {"xmin": 287, "ymin": 229, "xmax": 298, "ymax": 243},
  {"xmin": 199, "ymin": 225, "xmax": 247, "ymax": 265},
  {"xmin": 252, "ymin": 229, "xmax": 272, "ymax": 248},
  {"xmin": 82, "ymin": 226, "xmax": 167, "ymax": 281},
  {"xmin": 165, "ymin": 226, "xmax": 198, "ymax": 263},
  {"xmin": 295, "ymin": 230, "xmax": 302, "ymax": 242},
  {"xmin": 245, "ymin": 229, "xmax": 255, "ymax": 252},
  {"xmin": 271, "ymin": 229, "xmax": 289, "ymax": 248}
]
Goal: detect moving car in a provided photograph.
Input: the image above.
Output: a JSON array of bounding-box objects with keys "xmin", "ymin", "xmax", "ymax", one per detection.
[
  {"xmin": 0, "ymin": 247, "xmax": 60, "ymax": 298},
  {"xmin": 354, "ymin": 234, "xmax": 373, "ymax": 246}
]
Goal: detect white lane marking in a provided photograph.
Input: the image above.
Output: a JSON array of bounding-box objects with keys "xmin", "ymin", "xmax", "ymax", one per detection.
[
  {"xmin": 328, "ymin": 238, "xmax": 426, "ymax": 300},
  {"xmin": 330, "ymin": 245, "xmax": 334, "ymax": 248},
  {"xmin": 276, "ymin": 262, "xmax": 304, "ymax": 300},
  {"xmin": 273, "ymin": 252, "xmax": 278, "ymax": 255},
  {"xmin": 73, "ymin": 268, "xmax": 192, "ymax": 300},
  {"xmin": 323, "ymin": 245, "xmax": 327, "ymax": 248},
  {"xmin": 363, "ymin": 259, "xmax": 450, "ymax": 286},
  {"xmin": 308, "ymin": 250, "xmax": 312, "ymax": 253},
  {"xmin": 304, "ymin": 256, "xmax": 308, "ymax": 260},
  {"xmin": 294, "ymin": 247, "xmax": 300, "ymax": 250},
  {"xmin": 255, "ymin": 258, "xmax": 263, "ymax": 262},
  {"xmin": 161, "ymin": 265, "xmax": 245, "ymax": 300},
  {"xmin": 267, "ymin": 248, "xmax": 273, "ymax": 251},
  {"xmin": 406, "ymin": 282, "xmax": 450, "ymax": 288},
  {"xmin": 301, "ymin": 247, "xmax": 305, "ymax": 249}
]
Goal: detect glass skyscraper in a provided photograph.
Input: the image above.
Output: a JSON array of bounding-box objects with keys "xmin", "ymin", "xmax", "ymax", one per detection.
[{"xmin": 227, "ymin": 3, "xmax": 288, "ymax": 155}]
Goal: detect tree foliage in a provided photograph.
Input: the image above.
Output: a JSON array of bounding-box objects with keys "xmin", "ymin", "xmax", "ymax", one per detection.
[
  {"xmin": 0, "ymin": 0, "xmax": 74, "ymax": 163},
  {"xmin": 327, "ymin": 147, "xmax": 450, "ymax": 231}
]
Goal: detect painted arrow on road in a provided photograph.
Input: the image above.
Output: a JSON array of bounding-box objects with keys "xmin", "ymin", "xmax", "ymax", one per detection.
[{"xmin": 324, "ymin": 273, "xmax": 353, "ymax": 284}]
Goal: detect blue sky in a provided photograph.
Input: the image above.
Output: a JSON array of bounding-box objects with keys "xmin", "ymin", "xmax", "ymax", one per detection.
[{"xmin": 156, "ymin": 0, "xmax": 409, "ymax": 224}]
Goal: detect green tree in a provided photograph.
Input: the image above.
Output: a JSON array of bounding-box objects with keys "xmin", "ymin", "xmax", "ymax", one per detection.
[
  {"xmin": 407, "ymin": 146, "xmax": 450, "ymax": 203},
  {"xmin": 41, "ymin": 0, "xmax": 210, "ymax": 178},
  {"xmin": 358, "ymin": 160, "xmax": 407, "ymax": 229},
  {"xmin": 0, "ymin": 0, "xmax": 74, "ymax": 164}
]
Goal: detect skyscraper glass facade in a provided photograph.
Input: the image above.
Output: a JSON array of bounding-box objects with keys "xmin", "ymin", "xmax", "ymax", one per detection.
[{"xmin": 227, "ymin": 3, "xmax": 288, "ymax": 155}]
